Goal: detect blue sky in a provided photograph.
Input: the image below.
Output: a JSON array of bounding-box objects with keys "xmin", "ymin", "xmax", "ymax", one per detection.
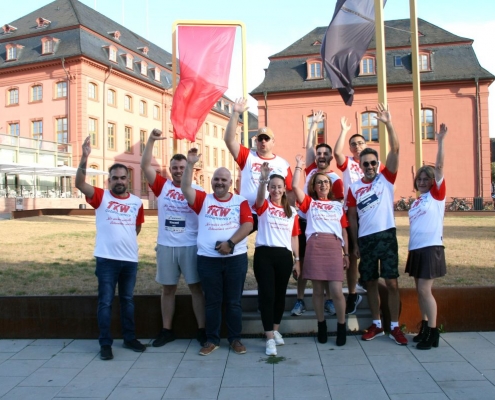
[{"xmin": 2, "ymin": 0, "xmax": 495, "ymax": 136}]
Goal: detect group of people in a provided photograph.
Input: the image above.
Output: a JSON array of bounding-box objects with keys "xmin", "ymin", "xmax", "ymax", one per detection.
[{"xmin": 75, "ymin": 97, "xmax": 448, "ymax": 360}]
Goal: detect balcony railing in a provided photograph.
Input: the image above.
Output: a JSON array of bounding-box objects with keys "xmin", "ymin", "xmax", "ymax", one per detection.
[{"xmin": 0, "ymin": 133, "xmax": 72, "ymax": 153}]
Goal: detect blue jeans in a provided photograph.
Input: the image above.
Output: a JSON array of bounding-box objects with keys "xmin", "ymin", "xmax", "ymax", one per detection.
[
  {"xmin": 95, "ymin": 257, "xmax": 137, "ymax": 346},
  {"xmin": 197, "ymin": 254, "xmax": 248, "ymax": 345}
]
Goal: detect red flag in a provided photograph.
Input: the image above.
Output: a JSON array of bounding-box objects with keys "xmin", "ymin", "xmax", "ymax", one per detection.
[
  {"xmin": 171, "ymin": 26, "xmax": 236, "ymax": 142},
  {"xmin": 321, "ymin": 0, "xmax": 386, "ymax": 106}
]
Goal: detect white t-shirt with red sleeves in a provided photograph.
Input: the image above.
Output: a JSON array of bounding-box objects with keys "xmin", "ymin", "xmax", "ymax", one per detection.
[
  {"xmin": 150, "ymin": 173, "xmax": 203, "ymax": 247},
  {"xmin": 347, "ymin": 168, "xmax": 396, "ymax": 238},
  {"xmin": 338, "ymin": 156, "xmax": 384, "ymax": 207},
  {"xmin": 236, "ymin": 145, "xmax": 293, "ymax": 209},
  {"xmin": 190, "ymin": 191, "xmax": 253, "ymax": 257},
  {"xmin": 254, "ymin": 199, "xmax": 300, "ymax": 251},
  {"xmin": 408, "ymin": 178, "xmax": 446, "ymax": 251},
  {"xmin": 298, "ymin": 195, "xmax": 348, "ymax": 246},
  {"xmin": 87, "ymin": 188, "xmax": 144, "ymax": 262}
]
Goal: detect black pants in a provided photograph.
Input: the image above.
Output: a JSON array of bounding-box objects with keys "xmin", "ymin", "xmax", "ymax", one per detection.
[{"xmin": 253, "ymin": 246, "xmax": 293, "ymax": 332}]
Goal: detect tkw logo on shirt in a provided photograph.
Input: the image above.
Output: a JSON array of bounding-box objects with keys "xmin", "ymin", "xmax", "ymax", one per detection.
[
  {"xmin": 207, "ymin": 205, "xmax": 231, "ymax": 217},
  {"xmin": 165, "ymin": 189, "xmax": 185, "ymax": 202},
  {"xmin": 252, "ymin": 163, "xmax": 273, "ymax": 173},
  {"xmin": 311, "ymin": 202, "xmax": 334, "ymax": 211},
  {"xmin": 268, "ymin": 206, "xmax": 287, "ymax": 218},
  {"xmin": 107, "ymin": 201, "xmax": 131, "ymax": 213},
  {"xmin": 355, "ymin": 185, "xmax": 372, "ymax": 198}
]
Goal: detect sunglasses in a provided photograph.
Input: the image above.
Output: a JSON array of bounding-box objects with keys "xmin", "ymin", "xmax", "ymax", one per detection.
[
  {"xmin": 257, "ymin": 135, "xmax": 271, "ymax": 142},
  {"xmin": 362, "ymin": 160, "xmax": 377, "ymax": 168}
]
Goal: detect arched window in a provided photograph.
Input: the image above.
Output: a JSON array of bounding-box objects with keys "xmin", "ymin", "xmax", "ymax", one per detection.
[
  {"xmin": 419, "ymin": 53, "xmax": 431, "ymax": 71},
  {"xmin": 88, "ymin": 118, "xmax": 98, "ymax": 146},
  {"xmin": 56, "ymin": 81, "xmax": 67, "ymax": 98},
  {"xmin": 7, "ymin": 88, "xmax": 19, "ymax": 105},
  {"xmin": 31, "ymin": 84, "xmax": 43, "ymax": 102},
  {"xmin": 153, "ymin": 105, "xmax": 160, "ymax": 119},
  {"xmin": 139, "ymin": 100, "xmax": 147, "ymax": 116},
  {"xmin": 107, "ymin": 89, "xmax": 116, "ymax": 105},
  {"xmin": 360, "ymin": 56, "xmax": 375, "ymax": 75},
  {"xmin": 88, "ymin": 82, "xmax": 97, "ymax": 100},
  {"xmin": 124, "ymin": 95, "xmax": 132, "ymax": 111},
  {"xmin": 361, "ymin": 112, "xmax": 378, "ymax": 142},
  {"xmin": 306, "ymin": 59, "xmax": 323, "ymax": 80},
  {"xmin": 125, "ymin": 126, "xmax": 132, "ymax": 153},
  {"xmin": 421, "ymin": 108, "xmax": 435, "ymax": 140}
]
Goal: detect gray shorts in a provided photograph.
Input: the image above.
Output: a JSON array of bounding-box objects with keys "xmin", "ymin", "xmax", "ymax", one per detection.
[{"xmin": 156, "ymin": 244, "xmax": 199, "ymax": 285}]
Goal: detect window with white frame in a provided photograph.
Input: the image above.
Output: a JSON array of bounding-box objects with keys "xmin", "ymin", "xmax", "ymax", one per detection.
[
  {"xmin": 8, "ymin": 88, "xmax": 19, "ymax": 105},
  {"xmin": 88, "ymin": 118, "xmax": 97, "ymax": 146},
  {"xmin": 360, "ymin": 112, "xmax": 378, "ymax": 142},
  {"xmin": 419, "ymin": 53, "xmax": 430, "ymax": 71},
  {"xmin": 125, "ymin": 126, "xmax": 132, "ymax": 153},
  {"xmin": 126, "ymin": 54, "xmax": 133, "ymax": 69},
  {"xmin": 154, "ymin": 68, "xmax": 160, "ymax": 81},
  {"xmin": 421, "ymin": 108, "xmax": 435, "ymax": 140},
  {"xmin": 88, "ymin": 82, "xmax": 97, "ymax": 100},
  {"xmin": 32, "ymin": 120, "xmax": 43, "ymax": 140},
  {"xmin": 307, "ymin": 60, "xmax": 322, "ymax": 79},
  {"xmin": 9, "ymin": 122, "xmax": 20, "ymax": 136},
  {"xmin": 56, "ymin": 117, "xmax": 68, "ymax": 143},
  {"xmin": 139, "ymin": 100, "xmax": 147, "ymax": 116},
  {"xmin": 56, "ymin": 82, "xmax": 67, "ymax": 98},
  {"xmin": 107, "ymin": 123, "xmax": 116, "ymax": 150},
  {"xmin": 107, "ymin": 89, "xmax": 116, "ymax": 105},
  {"xmin": 124, "ymin": 95, "xmax": 132, "ymax": 111},
  {"xmin": 360, "ymin": 57, "xmax": 375, "ymax": 75},
  {"xmin": 307, "ymin": 114, "xmax": 325, "ymax": 144},
  {"xmin": 32, "ymin": 85, "xmax": 42, "ymax": 101},
  {"xmin": 140, "ymin": 61, "xmax": 147, "ymax": 76},
  {"xmin": 7, "ymin": 46, "xmax": 17, "ymax": 60},
  {"xmin": 153, "ymin": 105, "xmax": 160, "ymax": 119},
  {"xmin": 109, "ymin": 46, "xmax": 117, "ymax": 62},
  {"xmin": 140, "ymin": 130, "xmax": 146, "ymax": 154}
]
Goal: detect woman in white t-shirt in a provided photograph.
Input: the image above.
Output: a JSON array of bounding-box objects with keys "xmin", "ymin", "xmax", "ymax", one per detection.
[
  {"xmin": 254, "ymin": 162, "xmax": 300, "ymax": 357},
  {"xmin": 406, "ymin": 124, "xmax": 448, "ymax": 350},
  {"xmin": 292, "ymin": 155, "xmax": 349, "ymax": 346}
]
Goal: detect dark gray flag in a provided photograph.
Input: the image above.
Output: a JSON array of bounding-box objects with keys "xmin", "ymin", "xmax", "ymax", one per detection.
[{"xmin": 321, "ymin": 0, "xmax": 386, "ymax": 106}]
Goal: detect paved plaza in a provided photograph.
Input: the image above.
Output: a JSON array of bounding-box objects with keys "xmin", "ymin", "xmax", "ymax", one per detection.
[{"xmin": 1, "ymin": 331, "xmax": 495, "ymax": 399}]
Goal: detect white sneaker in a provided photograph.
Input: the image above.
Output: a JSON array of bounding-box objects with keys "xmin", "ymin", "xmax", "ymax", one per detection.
[
  {"xmin": 266, "ymin": 339, "xmax": 277, "ymax": 356},
  {"xmin": 273, "ymin": 331, "xmax": 285, "ymax": 346},
  {"xmin": 356, "ymin": 283, "xmax": 367, "ymax": 293}
]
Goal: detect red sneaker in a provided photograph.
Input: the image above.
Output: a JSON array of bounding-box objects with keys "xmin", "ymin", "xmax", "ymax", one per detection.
[
  {"xmin": 389, "ymin": 327, "xmax": 408, "ymax": 345},
  {"xmin": 361, "ymin": 324, "xmax": 384, "ymax": 341}
]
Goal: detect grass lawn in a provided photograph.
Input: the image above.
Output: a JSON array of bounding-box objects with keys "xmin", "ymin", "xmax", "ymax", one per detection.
[{"xmin": 0, "ymin": 215, "xmax": 494, "ymax": 296}]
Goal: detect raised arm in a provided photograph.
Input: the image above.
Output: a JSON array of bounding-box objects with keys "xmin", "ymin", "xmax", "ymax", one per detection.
[
  {"xmin": 334, "ymin": 116, "xmax": 351, "ymax": 166},
  {"xmin": 305, "ymin": 110, "xmax": 325, "ymax": 166},
  {"xmin": 435, "ymin": 123, "xmax": 447, "ymax": 182},
  {"xmin": 181, "ymin": 149, "xmax": 200, "ymax": 206},
  {"xmin": 292, "ymin": 155, "xmax": 306, "ymax": 204},
  {"xmin": 141, "ymin": 128, "xmax": 166, "ymax": 185},
  {"xmin": 255, "ymin": 162, "xmax": 270, "ymax": 208},
  {"xmin": 376, "ymin": 103, "xmax": 400, "ymax": 174},
  {"xmin": 75, "ymin": 136, "xmax": 95, "ymax": 199},
  {"xmin": 224, "ymin": 97, "xmax": 248, "ymax": 160}
]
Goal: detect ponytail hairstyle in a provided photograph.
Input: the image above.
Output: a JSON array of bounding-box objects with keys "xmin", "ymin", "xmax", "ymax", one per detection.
[{"xmin": 268, "ymin": 174, "xmax": 292, "ymax": 218}]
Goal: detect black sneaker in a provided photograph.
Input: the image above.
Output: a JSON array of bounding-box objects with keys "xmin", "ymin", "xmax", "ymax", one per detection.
[
  {"xmin": 345, "ymin": 293, "xmax": 363, "ymax": 315},
  {"xmin": 197, "ymin": 328, "xmax": 207, "ymax": 347},
  {"xmin": 152, "ymin": 328, "xmax": 176, "ymax": 347},
  {"xmin": 123, "ymin": 339, "xmax": 146, "ymax": 352},
  {"xmin": 100, "ymin": 345, "xmax": 113, "ymax": 360}
]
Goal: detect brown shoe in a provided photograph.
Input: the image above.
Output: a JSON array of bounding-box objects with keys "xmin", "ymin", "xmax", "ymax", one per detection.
[
  {"xmin": 230, "ymin": 340, "xmax": 246, "ymax": 354},
  {"xmin": 199, "ymin": 342, "xmax": 219, "ymax": 356}
]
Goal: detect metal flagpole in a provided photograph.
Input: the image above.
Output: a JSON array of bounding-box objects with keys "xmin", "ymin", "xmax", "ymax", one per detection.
[
  {"xmin": 410, "ymin": 0, "xmax": 423, "ymax": 174},
  {"xmin": 374, "ymin": 0, "xmax": 388, "ymax": 161}
]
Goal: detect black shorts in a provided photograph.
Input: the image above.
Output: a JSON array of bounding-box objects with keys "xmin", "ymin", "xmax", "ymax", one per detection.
[{"xmin": 358, "ymin": 228, "xmax": 399, "ymax": 282}]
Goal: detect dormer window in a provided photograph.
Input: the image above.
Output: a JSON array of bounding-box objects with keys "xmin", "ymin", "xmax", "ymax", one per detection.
[
  {"xmin": 311, "ymin": 40, "xmax": 322, "ymax": 46},
  {"xmin": 108, "ymin": 30, "xmax": 121, "ymax": 40},
  {"xmin": 6, "ymin": 44, "xmax": 23, "ymax": 61},
  {"xmin": 2, "ymin": 24, "xmax": 17, "ymax": 34},
  {"xmin": 108, "ymin": 45, "xmax": 117, "ymax": 62},
  {"xmin": 360, "ymin": 56, "xmax": 375, "ymax": 75},
  {"xmin": 125, "ymin": 53, "xmax": 133, "ymax": 69},
  {"xmin": 36, "ymin": 17, "xmax": 51, "ymax": 29},
  {"xmin": 41, "ymin": 36, "xmax": 59, "ymax": 55},
  {"xmin": 153, "ymin": 67, "xmax": 160, "ymax": 81},
  {"xmin": 419, "ymin": 52, "xmax": 431, "ymax": 72},
  {"xmin": 138, "ymin": 46, "xmax": 149, "ymax": 55},
  {"xmin": 140, "ymin": 60, "xmax": 147, "ymax": 76},
  {"xmin": 306, "ymin": 58, "xmax": 323, "ymax": 80}
]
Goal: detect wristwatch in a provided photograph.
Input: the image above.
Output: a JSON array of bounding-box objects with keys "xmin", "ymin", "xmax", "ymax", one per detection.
[{"xmin": 227, "ymin": 239, "xmax": 235, "ymax": 249}]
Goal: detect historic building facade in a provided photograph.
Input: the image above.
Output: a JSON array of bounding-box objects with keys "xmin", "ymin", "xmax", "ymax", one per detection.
[{"xmin": 251, "ymin": 19, "xmax": 494, "ymax": 202}]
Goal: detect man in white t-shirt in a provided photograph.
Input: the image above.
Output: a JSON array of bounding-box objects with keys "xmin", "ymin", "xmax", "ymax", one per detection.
[
  {"xmin": 347, "ymin": 104, "xmax": 408, "ymax": 346},
  {"xmin": 334, "ymin": 117, "xmax": 384, "ymax": 315},
  {"xmin": 224, "ymin": 97, "xmax": 293, "ymax": 231},
  {"xmin": 182, "ymin": 150, "xmax": 253, "ymax": 356},
  {"xmin": 141, "ymin": 129, "xmax": 206, "ymax": 348},
  {"xmin": 291, "ymin": 110, "xmax": 345, "ymax": 317},
  {"xmin": 76, "ymin": 136, "xmax": 146, "ymax": 361}
]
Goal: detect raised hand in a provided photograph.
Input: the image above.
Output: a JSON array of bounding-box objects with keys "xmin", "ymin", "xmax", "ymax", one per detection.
[
  {"xmin": 295, "ymin": 154, "xmax": 305, "ymax": 169},
  {"xmin": 375, "ymin": 103, "xmax": 392, "ymax": 124},
  {"xmin": 233, "ymin": 98, "xmax": 249, "ymax": 114},
  {"xmin": 340, "ymin": 116, "xmax": 351, "ymax": 132},
  {"xmin": 312, "ymin": 110, "xmax": 325, "ymax": 124},
  {"xmin": 186, "ymin": 148, "xmax": 201, "ymax": 164},
  {"xmin": 150, "ymin": 128, "xmax": 165, "ymax": 140},
  {"xmin": 436, "ymin": 123, "xmax": 448, "ymax": 140},
  {"xmin": 82, "ymin": 135, "xmax": 91, "ymax": 157},
  {"xmin": 260, "ymin": 162, "xmax": 271, "ymax": 181}
]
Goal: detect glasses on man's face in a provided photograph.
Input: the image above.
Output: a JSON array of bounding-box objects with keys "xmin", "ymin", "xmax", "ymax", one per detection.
[
  {"xmin": 315, "ymin": 180, "xmax": 330, "ymax": 185},
  {"xmin": 362, "ymin": 160, "xmax": 377, "ymax": 168},
  {"xmin": 257, "ymin": 135, "xmax": 271, "ymax": 142},
  {"xmin": 350, "ymin": 141, "xmax": 366, "ymax": 148}
]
